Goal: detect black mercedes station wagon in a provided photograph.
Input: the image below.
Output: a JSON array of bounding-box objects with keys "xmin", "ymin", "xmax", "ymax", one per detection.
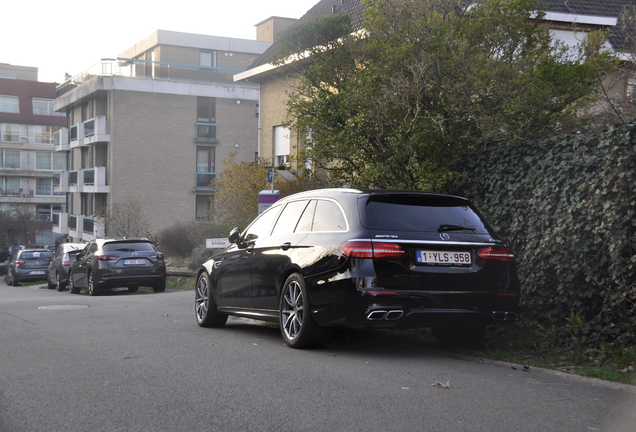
[{"xmin": 195, "ymin": 189, "xmax": 519, "ymax": 348}]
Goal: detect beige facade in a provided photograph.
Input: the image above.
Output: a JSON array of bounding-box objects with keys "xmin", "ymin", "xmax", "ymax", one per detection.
[{"xmin": 52, "ymin": 31, "xmax": 270, "ymax": 242}]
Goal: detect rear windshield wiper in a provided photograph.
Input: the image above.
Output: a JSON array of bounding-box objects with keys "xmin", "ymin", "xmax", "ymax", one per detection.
[{"xmin": 438, "ymin": 224, "xmax": 476, "ymax": 232}]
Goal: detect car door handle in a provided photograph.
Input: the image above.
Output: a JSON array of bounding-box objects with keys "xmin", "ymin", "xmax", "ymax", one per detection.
[{"xmin": 281, "ymin": 242, "xmax": 291, "ymax": 251}]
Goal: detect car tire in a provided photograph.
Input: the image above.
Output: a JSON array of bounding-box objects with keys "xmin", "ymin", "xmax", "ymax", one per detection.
[
  {"xmin": 153, "ymin": 280, "xmax": 166, "ymax": 293},
  {"xmin": 47, "ymin": 270, "xmax": 56, "ymax": 290},
  {"xmin": 56, "ymin": 272, "xmax": 67, "ymax": 292},
  {"xmin": 87, "ymin": 272, "xmax": 101, "ymax": 296},
  {"xmin": 11, "ymin": 271, "xmax": 19, "ymax": 287},
  {"xmin": 431, "ymin": 324, "xmax": 487, "ymax": 346},
  {"xmin": 279, "ymin": 273, "xmax": 331, "ymax": 349},
  {"xmin": 69, "ymin": 276, "xmax": 80, "ymax": 294},
  {"xmin": 195, "ymin": 272, "xmax": 227, "ymax": 328}
]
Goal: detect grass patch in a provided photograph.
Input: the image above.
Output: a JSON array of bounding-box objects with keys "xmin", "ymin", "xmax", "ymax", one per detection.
[
  {"xmin": 445, "ymin": 322, "xmax": 636, "ymax": 385},
  {"xmin": 166, "ymin": 275, "xmax": 195, "ymax": 291}
]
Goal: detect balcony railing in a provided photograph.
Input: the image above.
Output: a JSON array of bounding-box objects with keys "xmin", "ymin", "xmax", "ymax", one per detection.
[
  {"xmin": 69, "ymin": 214, "xmax": 78, "ymax": 230},
  {"xmin": 83, "ymin": 217, "xmax": 94, "ymax": 235},
  {"xmin": 56, "ymin": 58, "xmax": 257, "ymax": 97},
  {"xmin": 196, "ymin": 172, "xmax": 216, "ymax": 188}
]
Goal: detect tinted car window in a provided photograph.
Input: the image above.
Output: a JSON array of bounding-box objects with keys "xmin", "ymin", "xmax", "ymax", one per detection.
[
  {"xmin": 312, "ymin": 200, "xmax": 347, "ymax": 232},
  {"xmin": 20, "ymin": 251, "xmax": 52, "ymax": 260},
  {"xmin": 271, "ymin": 200, "xmax": 310, "ymax": 236},
  {"xmin": 103, "ymin": 242, "xmax": 156, "ymax": 252},
  {"xmin": 243, "ymin": 206, "xmax": 281, "ymax": 242},
  {"xmin": 295, "ymin": 200, "xmax": 317, "ymax": 233},
  {"xmin": 365, "ymin": 195, "xmax": 490, "ymax": 233}
]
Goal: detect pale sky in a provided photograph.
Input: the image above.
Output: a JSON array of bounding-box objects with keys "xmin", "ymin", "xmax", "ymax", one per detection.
[{"xmin": 1, "ymin": 0, "xmax": 318, "ymax": 83}]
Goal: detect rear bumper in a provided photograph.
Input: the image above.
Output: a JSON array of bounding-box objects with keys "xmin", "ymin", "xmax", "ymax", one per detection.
[{"xmin": 96, "ymin": 274, "xmax": 165, "ymax": 288}]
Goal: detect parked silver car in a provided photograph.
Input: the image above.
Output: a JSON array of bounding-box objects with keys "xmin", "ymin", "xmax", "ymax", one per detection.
[{"xmin": 47, "ymin": 243, "xmax": 86, "ymax": 291}]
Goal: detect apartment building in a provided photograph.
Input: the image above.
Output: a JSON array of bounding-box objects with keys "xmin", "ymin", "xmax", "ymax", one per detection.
[
  {"xmin": 0, "ymin": 63, "xmax": 66, "ymax": 244},
  {"xmin": 52, "ymin": 30, "xmax": 271, "ymax": 242}
]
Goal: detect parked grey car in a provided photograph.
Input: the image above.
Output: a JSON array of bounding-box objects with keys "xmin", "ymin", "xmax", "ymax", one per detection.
[
  {"xmin": 47, "ymin": 243, "xmax": 86, "ymax": 291},
  {"xmin": 4, "ymin": 249, "xmax": 53, "ymax": 286},
  {"xmin": 69, "ymin": 238, "xmax": 166, "ymax": 296}
]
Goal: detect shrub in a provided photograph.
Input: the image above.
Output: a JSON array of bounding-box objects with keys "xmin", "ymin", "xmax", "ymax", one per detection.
[
  {"xmin": 158, "ymin": 222, "xmax": 197, "ymax": 258},
  {"xmin": 462, "ymin": 122, "xmax": 636, "ymax": 346}
]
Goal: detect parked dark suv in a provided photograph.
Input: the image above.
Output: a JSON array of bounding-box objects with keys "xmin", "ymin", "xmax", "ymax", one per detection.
[
  {"xmin": 47, "ymin": 243, "xmax": 86, "ymax": 291},
  {"xmin": 69, "ymin": 238, "xmax": 166, "ymax": 296},
  {"xmin": 195, "ymin": 189, "xmax": 520, "ymax": 348},
  {"xmin": 5, "ymin": 249, "xmax": 53, "ymax": 286}
]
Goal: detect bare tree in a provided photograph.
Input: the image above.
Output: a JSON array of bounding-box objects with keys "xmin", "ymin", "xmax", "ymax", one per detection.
[{"xmin": 99, "ymin": 201, "xmax": 152, "ymax": 239}]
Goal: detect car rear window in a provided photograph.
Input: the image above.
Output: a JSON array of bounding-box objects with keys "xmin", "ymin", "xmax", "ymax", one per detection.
[
  {"xmin": 364, "ymin": 195, "xmax": 490, "ymax": 234},
  {"xmin": 103, "ymin": 242, "xmax": 156, "ymax": 252},
  {"xmin": 21, "ymin": 251, "xmax": 52, "ymax": 260}
]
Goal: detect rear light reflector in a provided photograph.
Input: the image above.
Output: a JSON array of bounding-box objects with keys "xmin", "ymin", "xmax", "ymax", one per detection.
[
  {"xmin": 62, "ymin": 254, "xmax": 70, "ymax": 266},
  {"xmin": 150, "ymin": 253, "xmax": 164, "ymax": 260},
  {"xmin": 339, "ymin": 241, "xmax": 406, "ymax": 259},
  {"xmin": 477, "ymin": 247, "xmax": 516, "ymax": 262},
  {"xmin": 96, "ymin": 255, "xmax": 118, "ymax": 261},
  {"xmin": 15, "ymin": 261, "xmax": 25, "ymax": 267}
]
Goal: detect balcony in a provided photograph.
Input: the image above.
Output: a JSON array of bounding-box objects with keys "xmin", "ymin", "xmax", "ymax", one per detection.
[
  {"xmin": 56, "ymin": 58, "xmax": 253, "ymax": 97},
  {"xmin": 54, "ymin": 128, "xmax": 70, "ymax": 151},
  {"xmin": 54, "ymin": 167, "xmax": 109, "ymax": 194},
  {"xmin": 83, "ymin": 116, "xmax": 110, "ymax": 145},
  {"xmin": 196, "ymin": 172, "xmax": 216, "ymax": 189},
  {"xmin": 54, "ymin": 212, "xmax": 104, "ymax": 241},
  {"xmin": 69, "ymin": 123, "xmax": 83, "ymax": 148}
]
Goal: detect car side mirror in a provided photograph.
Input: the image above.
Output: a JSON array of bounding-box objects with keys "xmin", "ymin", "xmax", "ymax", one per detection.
[{"xmin": 228, "ymin": 227, "xmax": 241, "ymax": 245}]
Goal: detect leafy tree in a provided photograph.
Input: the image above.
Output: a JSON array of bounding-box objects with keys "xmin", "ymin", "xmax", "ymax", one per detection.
[
  {"xmin": 212, "ymin": 153, "xmax": 270, "ymax": 230},
  {"xmin": 279, "ymin": 0, "xmax": 615, "ymax": 192}
]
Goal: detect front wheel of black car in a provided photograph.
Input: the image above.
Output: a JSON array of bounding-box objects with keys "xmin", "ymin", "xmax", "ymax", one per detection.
[
  {"xmin": 195, "ymin": 272, "xmax": 227, "ymax": 327},
  {"xmin": 431, "ymin": 324, "xmax": 487, "ymax": 346},
  {"xmin": 279, "ymin": 273, "xmax": 331, "ymax": 349}
]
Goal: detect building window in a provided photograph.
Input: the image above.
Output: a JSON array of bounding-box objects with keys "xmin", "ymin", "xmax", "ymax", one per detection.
[
  {"xmin": 0, "ymin": 95, "xmax": 19, "ymax": 114},
  {"xmin": 196, "ymin": 146, "xmax": 215, "ymax": 187},
  {"xmin": 196, "ymin": 195, "xmax": 214, "ymax": 220},
  {"xmin": 1, "ymin": 150, "xmax": 20, "ymax": 169},
  {"xmin": 274, "ymin": 125, "xmax": 291, "ymax": 165},
  {"xmin": 1, "ymin": 177, "xmax": 21, "ymax": 194},
  {"xmin": 1, "ymin": 123, "xmax": 20, "ymax": 142},
  {"xmin": 197, "ymin": 97, "xmax": 216, "ymax": 140},
  {"xmin": 32, "ymin": 98, "xmax": 63, "ymax": 117},
  {"xmin": 200, "ymin": 50, "xmax": 217, "ymax": 68},
  {"xmin": 36, "ymin": 178, "xmax": 53, "ymax": 196}
]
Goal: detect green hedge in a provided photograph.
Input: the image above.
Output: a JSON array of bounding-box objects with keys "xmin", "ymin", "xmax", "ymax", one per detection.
[{"xmin": 462, "ymin": 123, "xmax": 636, "ymax": 345}]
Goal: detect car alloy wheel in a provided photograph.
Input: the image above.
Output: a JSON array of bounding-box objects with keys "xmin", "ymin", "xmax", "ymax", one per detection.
[
  {"xmin": 195, "ymin": 272, "xmax": 227, "ymax": 327},
  {"xmin": 279, "ymin": 273, "xmax": 331, "ymax": 349},
  {"xmin": 87, "ymin": 272, "xmax": 99, "ymax": 296}
]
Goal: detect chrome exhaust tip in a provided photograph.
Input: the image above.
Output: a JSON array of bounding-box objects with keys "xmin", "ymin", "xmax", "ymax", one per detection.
[
  {"xmin": 385, "ymin": 310, "xmax": 404, "ymax": 320},
  {"xmin": 367, "ymin": 310, "xmax": 387, "ymax": 320}
]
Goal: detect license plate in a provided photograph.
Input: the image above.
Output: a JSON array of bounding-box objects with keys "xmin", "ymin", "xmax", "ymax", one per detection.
[
  {"xmin": 30, "ymin": 271, "xmax": 46, "ymax": 275},
  {"xmin": 123, "ymin": 259, "xmax": 146, "ymax": 266},
  {"xmin": 416, "ymin": 250, "xmax": 471, "ymax": 265}
]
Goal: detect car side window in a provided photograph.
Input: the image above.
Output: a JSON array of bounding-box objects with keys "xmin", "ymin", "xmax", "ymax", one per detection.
[
  {"xmin": 312, "ymin": 200, "xmax": 348, "ymax": 232},
  {"xmin": 243, "ymin": 205, "xmax": 281, "ymax": 243},
  {"xmin": 295, "ymin": 200, "xmax": 316, "ymax": 233},
  {"xmin": 271, "ymin": 200, "xmax": 310, "ymax": 236}
]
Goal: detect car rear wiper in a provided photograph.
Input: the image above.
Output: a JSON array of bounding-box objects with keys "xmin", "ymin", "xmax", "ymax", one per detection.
[{"xmin": 438, "ymin": 224, "xmax": 476, "ymax": 232}]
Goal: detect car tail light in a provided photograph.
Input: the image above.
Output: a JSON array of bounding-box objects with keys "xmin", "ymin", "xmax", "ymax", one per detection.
[
  {"xmin": 339, "ymin": 241, "xmax": 406, "ymax": 259},
  {"xmin": 477, "ymin": 247, "xmax": 516, "ymax": 262},
  {"xmin": 15, "ymin": 261, "xmax": 25, "ymax": 268},
  {"xmin": 62, "ymin": 254, "xmax": 71, "ymax": 266},
  {"xmin": 150, "ymin": 252, "xmax": 164, "ymax": 260},
  {"xmin": 96, "ymin": 255, "xmax": 118, "ymax": 261}
]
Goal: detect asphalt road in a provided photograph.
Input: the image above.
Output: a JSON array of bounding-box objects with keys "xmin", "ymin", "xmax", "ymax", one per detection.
[{"xmin": 1, "ymin": 278, "xmax": 635, "ymax": 432}]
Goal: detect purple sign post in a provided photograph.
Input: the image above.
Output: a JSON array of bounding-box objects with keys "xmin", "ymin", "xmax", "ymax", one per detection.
[{"xmin": 258, "ymin": 189, "xmax": 280, "ymax": 214}]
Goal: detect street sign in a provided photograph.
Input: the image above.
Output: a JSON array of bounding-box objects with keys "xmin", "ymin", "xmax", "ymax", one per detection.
[
  {"xmin": 267, "ymin": 169, "xmax": 274, "ymax": 183},
  {"xmin": 206, "ymin": 238, "xmax": 230, "ymax": 249}
]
